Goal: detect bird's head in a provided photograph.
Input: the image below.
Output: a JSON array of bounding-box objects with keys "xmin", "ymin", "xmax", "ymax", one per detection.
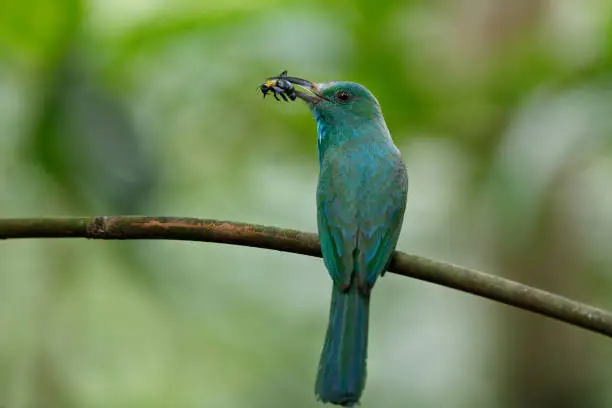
[{"xmin": 277, "ymin": 75, "xmax": 383, "ymax": 126}]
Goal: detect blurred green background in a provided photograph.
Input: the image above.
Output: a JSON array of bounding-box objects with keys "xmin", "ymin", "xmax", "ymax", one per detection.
[{"xmin": 1, "ymin": 0, "xmax": 612, "ymax": 407}]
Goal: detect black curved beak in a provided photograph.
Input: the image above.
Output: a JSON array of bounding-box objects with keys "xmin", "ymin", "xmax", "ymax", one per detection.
[{"xmin": 266, "ymin": 74, "xmax": 329, "ymax": 103}]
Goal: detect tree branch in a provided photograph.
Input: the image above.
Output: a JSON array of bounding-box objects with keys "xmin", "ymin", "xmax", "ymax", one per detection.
[{"xmin": 1, "ymin": 216, "xmax": 611, "ymax": 338}]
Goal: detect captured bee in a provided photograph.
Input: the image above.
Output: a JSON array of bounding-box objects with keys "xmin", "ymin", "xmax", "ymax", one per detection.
[{"xmin": 260, "ymin": 70, "xmax": 296, "ymax": 102}]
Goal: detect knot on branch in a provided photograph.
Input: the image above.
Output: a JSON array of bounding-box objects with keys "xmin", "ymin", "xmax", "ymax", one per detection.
[{"xmin": 86, "ymin": 216, "xmax": 110, "ymax": 239}]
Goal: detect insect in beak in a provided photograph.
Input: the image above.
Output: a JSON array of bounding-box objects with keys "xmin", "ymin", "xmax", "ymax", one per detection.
[
  {"xmin": 260, "ymin": 70, "xmax": 328, "ymax": 103},
  {"xmin": 259, "ymin": 70, "xmax": 296, "ymax": 102}
]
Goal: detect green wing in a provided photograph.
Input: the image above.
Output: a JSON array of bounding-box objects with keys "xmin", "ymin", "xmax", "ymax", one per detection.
[{"xmin": 316, "ymin": 144, "xmax": 408, "ymax": 290}]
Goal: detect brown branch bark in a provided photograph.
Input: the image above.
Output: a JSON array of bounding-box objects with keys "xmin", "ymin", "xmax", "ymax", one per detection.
[{"xmin": 1, "ymin": 216, "xmax": 611, "ymax": 338}]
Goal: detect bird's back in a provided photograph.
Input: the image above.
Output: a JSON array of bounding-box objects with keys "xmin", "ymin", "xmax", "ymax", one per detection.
[{"xmin": 317, "ymin": 135, "xmax": 407, "ymax": 289}]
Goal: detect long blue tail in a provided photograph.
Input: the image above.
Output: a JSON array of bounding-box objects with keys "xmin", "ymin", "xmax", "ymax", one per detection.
[{"xmin": 315, "ymin": 284, "xmax": 370, "ymax": 406}]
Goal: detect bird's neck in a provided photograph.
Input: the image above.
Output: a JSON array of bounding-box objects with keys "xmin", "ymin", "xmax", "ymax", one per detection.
[{"xmin": 314, "ymin": 112, "xmax": 389, "ymax": 166}]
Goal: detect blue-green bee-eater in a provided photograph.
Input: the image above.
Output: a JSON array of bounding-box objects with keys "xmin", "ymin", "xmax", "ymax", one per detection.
[{"xmin": 270, "ymin": 74, "xmax": 408, "ymax": 406}]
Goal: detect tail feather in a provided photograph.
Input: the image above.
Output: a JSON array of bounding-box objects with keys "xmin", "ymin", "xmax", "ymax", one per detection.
[{"xmin": 315, "ymin": 285, "xmax": 370, "ymax": 406}]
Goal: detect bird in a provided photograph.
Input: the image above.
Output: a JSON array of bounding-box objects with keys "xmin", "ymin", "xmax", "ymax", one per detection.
[{"xmin": 267, "ymin": 73, "xmax": 408, "ymax": 406}]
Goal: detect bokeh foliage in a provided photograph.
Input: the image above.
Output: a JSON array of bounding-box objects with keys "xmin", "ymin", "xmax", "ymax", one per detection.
[{"xmin": 1, "ymin": 1, "xmax": 612, "ymax": 407}]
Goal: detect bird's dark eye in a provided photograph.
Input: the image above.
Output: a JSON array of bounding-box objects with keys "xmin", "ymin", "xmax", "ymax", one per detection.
[{"xmin": 335, "ymin": 90, "xmax": 351, "ymax": 102}]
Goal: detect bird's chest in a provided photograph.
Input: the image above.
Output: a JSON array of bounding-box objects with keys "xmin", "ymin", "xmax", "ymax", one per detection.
[{"xmin": 318, "ymin": 141, "xmax": 395, "ymax": 203}]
